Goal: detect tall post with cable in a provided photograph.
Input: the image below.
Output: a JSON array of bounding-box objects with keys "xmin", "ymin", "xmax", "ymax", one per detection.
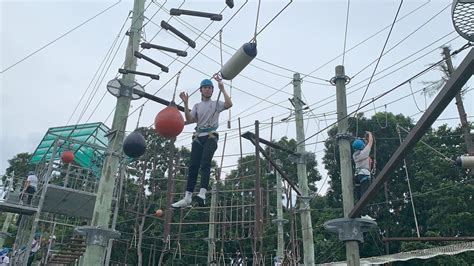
[
  {"xmin": 292, "ymin": 73, "xmax": 315, "ymax": 265},
  {"xmin": 334, "ymin": 65, "xmax": 360, "ymax": 265},
  {"xmin": 442, "ymin": 46, "xmax": 474, "ymax": 155},
  {"xmin": 273, "ymin": 159, "xmax": 287, "ymax": 264},
  {"xmin": 81, "ymin": 0, "xmax": 145, "ymax": 264}
]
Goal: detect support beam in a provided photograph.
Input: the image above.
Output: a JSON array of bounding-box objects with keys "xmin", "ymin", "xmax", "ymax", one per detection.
[
  {"xmin": 134, "ymin": 51, "xmax": 169, "ymax": 73},
  {"xmin": 241, "ymin": 131, "xmax": 297, "ymax": 155},
  {"xmin": 140, "ymin": 43, "xmax": 187, "ymax": 57},
  {"xmin": 160, "ymin": 21, "xmax": 196, "ymax": 48},
  {"xmin": 119, "ymin": 68, "xmax": 159, "ymax": 80},
  {"xmin": 170, "ymin": 8, "xmax": 222, "ymax": 21},
  {"xmin": 241, "ymin": 132, "xmax": 302, "ymax": 196},
  {"xmin": 131, "ymin": 88, "xmax": 188, "ymax": 112},
  {"xmin": 350, "ymin": 48, "xmax": 474, "ymax": 218}
]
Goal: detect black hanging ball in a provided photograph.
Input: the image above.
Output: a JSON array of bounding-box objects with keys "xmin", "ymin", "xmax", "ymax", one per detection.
[{"xmin": 123, "ymin": 131, "xmax": 146, "ymax": 158}]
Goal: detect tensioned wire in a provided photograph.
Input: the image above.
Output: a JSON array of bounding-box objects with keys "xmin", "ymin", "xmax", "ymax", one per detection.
[
  {"xmin": 354, "ymin": 0, "xmax": 404, "ymax": 137},
  {"xmin": 85, "ymin": 0, "xmax": 187, "ymax": 124},
  {"xmin": 102, "ymin": 0, "xmax": 442, "ymax": 128},
  {"xmin": 125, "ymin": 0, "xmax": 434, "ymax": 124},
  {"xmin": 109, "ymin": 1, "xmax": 248, "ymax": 124},
  {"xmin": 66, "ymin": 10, "xmax": 131, "ymax": 125},
  {"xmin": 75, "ymin": 0, "xmax": 160, "ymax": 124},
  {"xmin": 170, "ymin": 0, "xmax": 442, "ymax": 124},
  {"xmin": 174, "ymin": 40, "xmax": 465, "ymax": 147},
  {"xmin": 170, "ymin": 30, "xmax": 460, "ymax": 139},
  {"xmin": 0, "ymin": 0, "xmax": 122, "ymax": 74},
  {"xmin": 153, "ymin": 1, "xmax": 328, "ymax": 82}
]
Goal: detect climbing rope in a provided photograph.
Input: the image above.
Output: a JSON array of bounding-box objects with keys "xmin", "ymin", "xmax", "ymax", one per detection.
[{"xmin": 396, "ymin": 124, "xmax": 422, "ymax": 237}]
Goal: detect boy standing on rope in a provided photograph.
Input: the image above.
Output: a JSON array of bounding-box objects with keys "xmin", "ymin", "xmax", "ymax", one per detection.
[
  {"xmin": 352, "ymin": 131, "xmax": 374, "ymax": 201},
  {"xmin": 172, "ymin": 74, "xmax": 232, "ymax": 208}
]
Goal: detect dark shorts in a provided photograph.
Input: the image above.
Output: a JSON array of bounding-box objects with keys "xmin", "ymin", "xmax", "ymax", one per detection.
[
  {"xmin": 354, "ymin": 174, "xmax": 370, "ymax": 184},
  {"xmin": 26, "ymin": 186, "xmax": 36, "ymax": 194}
]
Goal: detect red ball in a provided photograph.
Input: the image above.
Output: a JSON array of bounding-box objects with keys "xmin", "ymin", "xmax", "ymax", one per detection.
[
  {"xmin": 154, "ymin": 209, "xmax": 163, "ymax": 217},
  {"xmin": 154, "ymin": 105, "xmax": 184, "ymax": 138},
  {"xmin": 61, "ymin": 151, "xmax": 74, "ymax": 164}
]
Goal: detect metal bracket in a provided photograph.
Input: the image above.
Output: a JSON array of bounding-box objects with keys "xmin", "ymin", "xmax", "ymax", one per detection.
[
  {"xmin": 335, "ymin": 132, "xmax": 353, "ymax": 140},
  {"xmin": 74, "ymin": 226, "xmax": 121, "ymax": 247},
  {"xmin": 104, "ymin": 129, "xmax": 118, "ymax": 139},
  {"xmin": 272, "ymin": 218, "xmax": 288, "ymax": 225},
  {"xmin": 323, "ymin": 218, "xmax": 377, "ymax": 243},
  {"xmin": 288, "ymin": 151, "xmax": 315, "ymax": 164},
  {"xmin": 330, "ymin": 74, "xmax": 351, "ymax": 85},
  {"xmin": 296, "ymin": 195, "xmax": 314, "ymax": 211}
]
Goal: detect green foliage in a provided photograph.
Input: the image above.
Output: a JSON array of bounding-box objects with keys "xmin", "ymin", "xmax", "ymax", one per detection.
[
  {"xmin": 322, "ymin": 112, "xmax": 473, "ymax": 264},
  {"xmin": 3, "ymin": 152, "xmax": 32, "ymax": 190}
]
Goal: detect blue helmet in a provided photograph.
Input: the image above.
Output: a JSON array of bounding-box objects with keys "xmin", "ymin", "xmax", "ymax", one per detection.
[
  {"xmin": 352, "ymin": 139, "xmax": 365, "ymax": 150},
  {"xmin": 0, "ymin": 248, "xmax": 8, "ymax": 256},
  {"xmin": 200, "ymin": 79, "xmax": 214, "ymax": 88}
]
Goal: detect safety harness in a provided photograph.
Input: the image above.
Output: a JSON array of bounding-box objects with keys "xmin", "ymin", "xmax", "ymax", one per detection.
[{"xmin": 193, "ymin": 127, "xmax": 218, "ymax": 145}]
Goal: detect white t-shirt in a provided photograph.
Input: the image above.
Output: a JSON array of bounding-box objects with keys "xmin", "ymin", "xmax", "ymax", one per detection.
[
  {"xmin": 191, "ymin": 99, "xmax": 226, "ymax": 137},
  {"xmin": 27, "ymin": 175, "xmax": 38, "ymax": 189},
  {"xmin": 0, "ymin": 255, "xmax": 10, "ymax": 265},
  {"xmin": 353, "ymin": 145, "xmax": 371, "ymax": 176},
  {"xmin": 31, "ymin": 239, "xmax": 40, "ymax": 252}
]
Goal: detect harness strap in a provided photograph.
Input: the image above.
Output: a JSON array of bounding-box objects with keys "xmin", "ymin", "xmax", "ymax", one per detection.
[{"xmin": 193, "ymin": 127, "xmax": 218, "ymax": 145}]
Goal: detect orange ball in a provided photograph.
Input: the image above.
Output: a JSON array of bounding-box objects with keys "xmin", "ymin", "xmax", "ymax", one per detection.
[
  {"xmin": 154, "ymin": 105, "xmax": 184, "ymax": 138},
  {"xmin": 61, "ymin": 151, "xmax": 74, "ymax": 164},
  {"xmin": 154, "ymin": 209, "xmax": 163, "ymax": 217}
]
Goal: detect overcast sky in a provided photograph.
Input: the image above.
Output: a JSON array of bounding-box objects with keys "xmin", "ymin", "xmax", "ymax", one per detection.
[{"xmin": 1, "ymin": 0, "xmax": 472, "ymax": 193}]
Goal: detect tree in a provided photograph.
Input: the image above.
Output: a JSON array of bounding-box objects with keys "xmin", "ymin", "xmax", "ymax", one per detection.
[
  {"xmin": 322, "ymin": 112, "xmax": 473, "ymax": 264},
  {"xmin": 422, "ymin": 46, "xmax": 473, "ymax": 154},
  {"xmin": 3, "ymin": 152, "xmax": 32, "ymax": 190},
  {"xmin": 221, "ymin": 136, "xmax": 322, "ymax": 264},
  {"xmin": 112, "ymin": 127, "xmax": 184, "ymax": 265}
]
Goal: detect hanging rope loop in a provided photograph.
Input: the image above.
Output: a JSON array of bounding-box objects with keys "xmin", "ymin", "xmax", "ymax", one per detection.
[
  {"xmin": 219, "ymin": 30, "xmax": 224, "ymax": 68},
  {"xmin": 171, "ymin": 71, "xmax": 181, "ymax": 103},
  {"xmin": 251, "ymin": 0, "xmax": 262, "ymax": 44},
  {"xmin": 136, "ymin": 105, "xmax": 144, "ymax": 129}
]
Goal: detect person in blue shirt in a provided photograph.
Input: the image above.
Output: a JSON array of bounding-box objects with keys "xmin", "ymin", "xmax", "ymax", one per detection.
[{"xmin": 172, "ymin": 74, "xmax": 232, "ymax": 208}]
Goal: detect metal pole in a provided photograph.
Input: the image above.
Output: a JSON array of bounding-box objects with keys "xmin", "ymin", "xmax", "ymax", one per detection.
[
  {"xmin": 24, "ymin": 140, "xmax": 59, "ymax": 264},
  {"xmin": 43, "ymin": 221, "xmax": 56, "ymax": 265},
  {"xmin": 442, "ymin": 47, "xmax": 474, "ymax": 155},
  {"xmin": 104, "ymin": 163, "xmax": 125, "ymax": 265},
  {"xmin": 292, "ymin": 73, "xmax": 315, "ymax": 265},
  {"xmin": 254, "ymin": 120, "xmax": 263, "ymax": 264},
  {"xmin": 334, "ymin": 65, "xmax": 360, "ymax": 265},
  {"xmin": 275, "ymin": 159, "xmax": 285, "ymax": 264},
  {"xmin": 159, "ymin": 140, "xmax": 176, "ymax": 265},
  {"xmin": 208, "ymin": 181, "xmax": 217, "ymax": 265},
  {"xmin": 82, "ymin": 0, "xmax": 145, "ymax": 263}
]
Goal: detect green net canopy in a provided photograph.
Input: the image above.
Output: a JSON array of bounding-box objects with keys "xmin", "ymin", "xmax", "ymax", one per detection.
[{"xmin": 30, "ymin": 122, "xmax": 110, "ymax": 170}]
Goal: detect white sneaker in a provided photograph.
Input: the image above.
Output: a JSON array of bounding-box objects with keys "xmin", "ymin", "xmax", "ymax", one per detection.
[
  {"xmin": 171, "ymin": 198, "xmax": 191, "ymax": 209},
  {"xmin": 361, "ymin": 215, "xmax": 375, "ymax": 221}
]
